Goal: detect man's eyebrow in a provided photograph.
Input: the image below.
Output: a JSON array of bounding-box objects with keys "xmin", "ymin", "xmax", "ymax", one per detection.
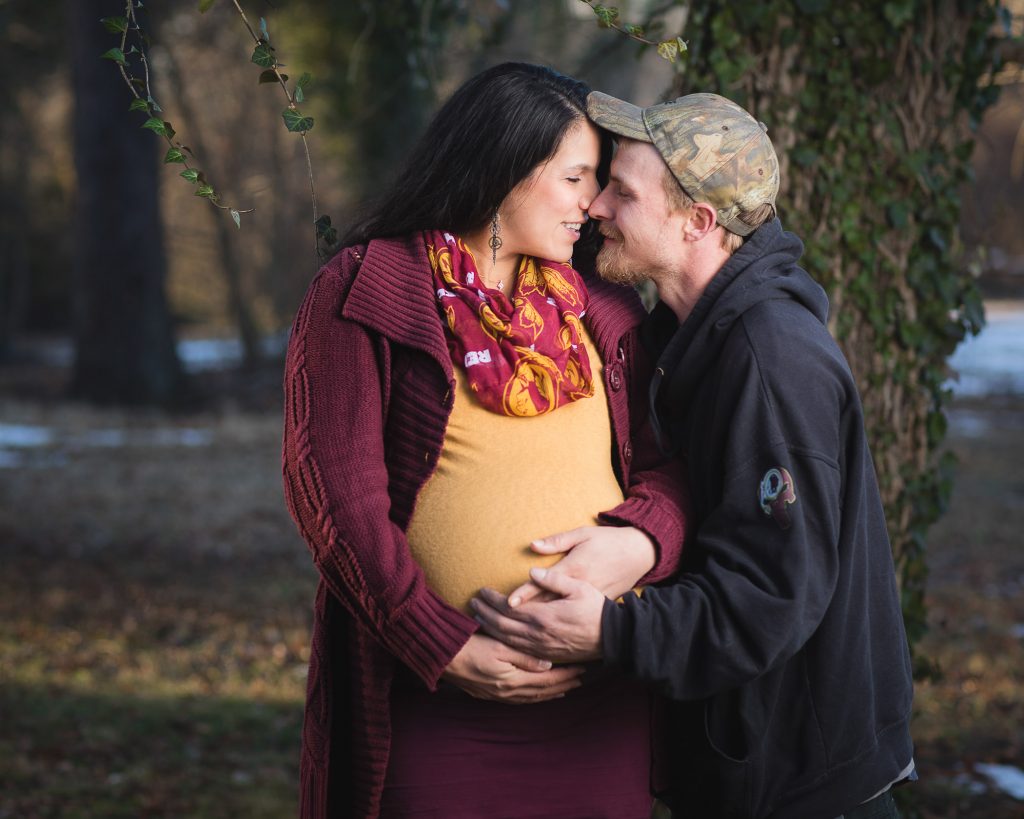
[
  {"xmin": 565, "ymin": 163, "xmax": 596, "ymax": 172},
  {"xmin": 608, "ymin": 173, "xmax": 632, "ymax": 191}
]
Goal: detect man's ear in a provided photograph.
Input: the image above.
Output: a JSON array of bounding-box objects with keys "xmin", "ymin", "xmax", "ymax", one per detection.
[{"xmin": 682, "ymin": 202, "xmax": 718, "ymax": 241}]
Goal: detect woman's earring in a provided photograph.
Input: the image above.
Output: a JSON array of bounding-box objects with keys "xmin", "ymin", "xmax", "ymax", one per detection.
[{"xmin": 488, "ymin": 211, "xmax": 503, "ymax": 265}]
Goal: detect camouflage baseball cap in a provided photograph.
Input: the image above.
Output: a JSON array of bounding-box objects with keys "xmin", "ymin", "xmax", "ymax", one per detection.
[{"xmin": 587, "ymin": 91, "xmax": 779, "ymax": 237}]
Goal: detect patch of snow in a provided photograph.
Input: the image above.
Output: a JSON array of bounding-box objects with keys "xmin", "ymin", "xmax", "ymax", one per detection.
[
  {"xmin": 69, "ymin": 428, "xmax": 214, "ymax": 449},
  {"xmin": 0, "ymin": 450, "xmax": 25, "ymax": 468},
  {"xmin": 148, "ymin": 428, "xmax": 213, "ymax": 447},
  {"xmin": 975, "ymin": 762, "xmax": 1024, "ymax": 800},
  {"xmin": 946, "ymin": 409, "xmax": 991, "ymax": 438},
  {"xmin": 948, "ymin": 307, "xmax": 1024, "ymax": 397},
  {"xmin": 0, "ymin": 424, "xmax": 54, "ymax": 448},
  {"xmin": 76, "ymin": 429, "xmax": 127, "ymax": 447},
  {"xmin": 178, "ymin": 332, "xmax": 287, "ymax": 373},
  {"xmin": 950, "ymin": 771, "xmax": 989, "ymax": 796}
]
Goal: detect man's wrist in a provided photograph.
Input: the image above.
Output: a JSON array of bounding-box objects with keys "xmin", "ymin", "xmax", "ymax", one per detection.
[{"xmin": 600, "ymin": 595, "xmax": 632, "ymax": 668}]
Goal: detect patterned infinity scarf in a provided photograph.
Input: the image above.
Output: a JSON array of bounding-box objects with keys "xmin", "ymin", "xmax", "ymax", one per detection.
[{"xmin": 425, "ymin": 230, "xmax": 594, "ymax": 417}]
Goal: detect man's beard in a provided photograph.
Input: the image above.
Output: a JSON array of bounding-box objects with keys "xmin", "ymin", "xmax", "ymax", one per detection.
[{"xmin": 595, "ymin": 232, "xmax": 648, "ymax": 287}]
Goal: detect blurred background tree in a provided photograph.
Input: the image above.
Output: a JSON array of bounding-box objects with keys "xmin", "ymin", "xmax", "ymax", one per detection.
[
  {"xmin": 69, "ymin": 0, "xmax": 184, "ymax": 405},
  {"xmin": 657, "ymin": 0, "xmax": 1016, "ymax": 671}
]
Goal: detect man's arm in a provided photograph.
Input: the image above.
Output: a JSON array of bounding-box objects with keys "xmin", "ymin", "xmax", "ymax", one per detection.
[
  {"xmin": 473, "ymin": 332, "xmax": 847, "ymax": 693},
  {"xmin": 472, "ymin": 446, "xmax": 843, "ymax": 696}
]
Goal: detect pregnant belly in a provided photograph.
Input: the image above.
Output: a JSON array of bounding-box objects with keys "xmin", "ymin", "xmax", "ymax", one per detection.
[{"xmin": 405, "ymin": 480, "xmax": 625, "ymax": 613}]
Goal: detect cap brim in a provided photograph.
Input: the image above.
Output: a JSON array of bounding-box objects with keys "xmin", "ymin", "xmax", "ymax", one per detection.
[{"xmin": 586, "ymin": 92, "xmax": 651, "ymax": 143}]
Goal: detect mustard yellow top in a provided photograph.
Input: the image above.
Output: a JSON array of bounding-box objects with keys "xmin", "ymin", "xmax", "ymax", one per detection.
[{"xmin": 405, "ymin": 327, "xmax": 626, "ymax": 612}]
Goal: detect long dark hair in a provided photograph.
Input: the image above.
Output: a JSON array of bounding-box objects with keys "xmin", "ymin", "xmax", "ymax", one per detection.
[{"xmin": 342, "ymin": 62, "xmax": 610, "ymax": 262}]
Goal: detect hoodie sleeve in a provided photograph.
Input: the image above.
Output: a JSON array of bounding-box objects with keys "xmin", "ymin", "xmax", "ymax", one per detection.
[{"xmin": 600, "ymin": 315, "xmax": 845, "ymax": 699}]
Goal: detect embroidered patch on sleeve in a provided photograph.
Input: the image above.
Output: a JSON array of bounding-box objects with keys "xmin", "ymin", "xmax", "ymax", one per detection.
[{"xmin": 759, "ymin": 467, "xmax": 797, "ymax": 529}]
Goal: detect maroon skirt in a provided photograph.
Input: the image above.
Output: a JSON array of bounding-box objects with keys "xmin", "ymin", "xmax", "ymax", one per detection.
[{"xmin": 380, "ymin": 665, "xmax": 655, "ymax": 818}]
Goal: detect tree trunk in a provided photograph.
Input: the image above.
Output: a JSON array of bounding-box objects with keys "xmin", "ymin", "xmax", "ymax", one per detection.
[
  {"xmin": 161, "ymin": 42, "xmax": 263, "ymax": 370},
  {"xmin": 69, "ymin": 0, "xmax": 185, "ymax": 405}
]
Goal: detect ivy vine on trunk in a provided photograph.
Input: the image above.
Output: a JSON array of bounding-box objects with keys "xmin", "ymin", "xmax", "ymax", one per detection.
[{"xmin": 589, "ymin": 0, "xmax": 1010, "ymax": 675}]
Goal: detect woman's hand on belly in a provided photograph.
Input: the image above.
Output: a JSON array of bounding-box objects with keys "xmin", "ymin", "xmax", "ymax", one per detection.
[
  {"xmin": 504, "ymin": 526, "xmax": 656, "ymax": 607},
  {"xmin": 441, "ymin": 634, "xmax": 585, "ymax": 704}
]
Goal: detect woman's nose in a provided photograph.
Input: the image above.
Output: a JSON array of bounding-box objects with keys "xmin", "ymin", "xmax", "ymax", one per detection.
[
  {"xmin": 588, "ymin": 186, "xmax": 611, "ymax": 221},
  {"xmin": 579, "ymin": 179, "xmax": 601, "ymax": 211}
]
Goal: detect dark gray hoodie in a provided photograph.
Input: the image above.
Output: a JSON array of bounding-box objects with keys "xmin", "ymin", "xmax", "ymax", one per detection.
[{"xmin": 602, "ymin": 219, "xmax": 914, "ymax": 818}]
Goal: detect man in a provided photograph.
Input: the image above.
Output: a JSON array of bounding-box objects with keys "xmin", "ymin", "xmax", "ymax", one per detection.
[{"xmin": 471, "ymin": 92, "xmax": 915, "ymax": 818}]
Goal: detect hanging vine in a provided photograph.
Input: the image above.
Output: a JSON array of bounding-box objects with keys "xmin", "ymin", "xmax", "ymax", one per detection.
[{"xmin": 102, "ymin": 0, "xmax": 337, "ymax": 264}]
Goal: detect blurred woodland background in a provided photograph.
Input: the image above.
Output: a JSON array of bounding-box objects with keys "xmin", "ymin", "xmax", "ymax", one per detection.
[{"xmin": 1, "ymin": 0, "xmax": 1023, "ymax": 816}]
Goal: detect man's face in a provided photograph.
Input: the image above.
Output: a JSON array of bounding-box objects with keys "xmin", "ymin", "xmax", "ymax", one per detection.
[{"xmin": 588, "ymin": 139, "xmax": 689, "ymax": 287}]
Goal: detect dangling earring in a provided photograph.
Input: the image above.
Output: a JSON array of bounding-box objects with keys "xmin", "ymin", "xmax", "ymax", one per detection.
[{"xmin": 488, "ymin": 210, "xmax": 503, "ymax": 266}]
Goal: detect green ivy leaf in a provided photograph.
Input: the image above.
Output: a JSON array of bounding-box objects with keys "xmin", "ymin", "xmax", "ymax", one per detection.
[
  {"xmin": 198, "ymin": 0, "xmax": 218, "ymax": 11},
  {"xmin": 259, "ymin": 17, "xmax": 270, "ymax": 43},
  {"xmin": 100, "ymin": 16, "xmax": 128, "ymax": 33},
  {"xmin": 258, "ymin": 69, "xmax": 280, "ymax": 84},
  {"xmin": 128, "ymin": 98, "xmax": 150, "ymax": 112},
  {"xmin": 295, "ymin": 72, "xmax": 312, "ymax": 103},
  {"xmin": 282, "ymin": 108, "xmax": 314, "ymax": 133},
  {"xmin": 657, "ymin": 39, "xmax": 680, "ymax": 63},
  {"xmin": 886, "ymin": 203, "xmax": 908, "ymax": 229},
  {"xmin": 180, "ymin": 169, "xmax": 200, "ymax": 183},
  {"xmin": 593, "ymin": 5, "xmax": 619, "ymax": 28},
  {"xmin": 883, "ymin": 1, "xmax": 914, "ymax": 28},
  {"xmin": 195, "ymin": 185, "xmax": 216, "ymax": 199},
  {"xmin": 164, "ymin": 148, "xmax": 186, "ymax": 164},
  {"xmin": 141, "ymin": 117, "xmax": 168, "ymax": 135},
  {"xmin": 230, "ymin": 209, "xmax": 241, "ymax": 229},
  {"xmin": 623, "ymin": 24, "xmax": 644, "ymax": 37},
  {"xmin": 316, "ymin": 215, "xmax": 338, "ymax": 247},
  {"xmin": 100, "ymin": 47, "xmax": 128, "ymax": 65},
  {"xmin": 251, "ymin": 44, "xmax": 275, "ymax": 68}
]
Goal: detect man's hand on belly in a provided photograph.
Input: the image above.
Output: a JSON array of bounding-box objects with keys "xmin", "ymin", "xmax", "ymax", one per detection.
[
  {"xmin": 505, "ymin": 526, "xmax": 656, "ymax": 607},
  {"xmin": 471, "ymin": 570, "xmax": 605, "ymax": 663}
]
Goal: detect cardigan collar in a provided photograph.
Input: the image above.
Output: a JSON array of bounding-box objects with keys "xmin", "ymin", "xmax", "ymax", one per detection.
[
  {"xmin": 340, "ymin": 233, "xmax": 646, "ymax": 373},
  {"xmin": 340, "ymin": 233, "xmax": 454, "ymax": 379}
]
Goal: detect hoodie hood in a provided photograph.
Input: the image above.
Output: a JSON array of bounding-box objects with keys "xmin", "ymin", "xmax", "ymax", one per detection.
[{"xmin": 646, "ymin": 218, "xmax": 829, "ymax": 454}]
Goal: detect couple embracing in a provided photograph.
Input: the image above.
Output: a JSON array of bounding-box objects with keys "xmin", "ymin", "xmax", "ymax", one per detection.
[{"xmin": 282, "ymin": 62, "xmax": 914, "ymax": 819}]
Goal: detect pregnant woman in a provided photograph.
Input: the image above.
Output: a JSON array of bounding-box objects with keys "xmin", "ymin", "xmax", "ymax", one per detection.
[{"xmin": 282, "ymin": 63, "xmax": 689, "ymax": 819}]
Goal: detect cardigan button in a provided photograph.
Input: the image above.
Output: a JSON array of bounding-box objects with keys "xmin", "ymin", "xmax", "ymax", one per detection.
[
  {"xmin": 616, "ymin": 345, "xmax": 626, "ymax": 362},
  {"xmin": 608, "ymin": 364, "xmax": 623, "ymax": 392},
  {"xmin": 622, "ymin": 441, "xmax": 633, "ymax": 463}
]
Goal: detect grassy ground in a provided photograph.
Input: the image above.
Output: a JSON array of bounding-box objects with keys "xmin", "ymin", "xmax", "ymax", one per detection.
[
  {"xmin": 909, "ymin": 396, "xmax": 1024, "ymax": 818},
  {"xmin": 0, "ymin": 366, "xmax": 1022, "ymax": 817}
]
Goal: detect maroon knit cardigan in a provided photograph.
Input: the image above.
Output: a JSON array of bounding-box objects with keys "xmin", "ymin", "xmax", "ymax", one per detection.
[{"xmin": 282, "ymin": 235, "xmax": 690, "ymax": 819}]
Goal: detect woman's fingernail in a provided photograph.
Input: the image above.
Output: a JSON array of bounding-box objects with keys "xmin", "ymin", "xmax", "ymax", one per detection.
[
  {"xmin": 531, "ymin": 568, "xmax": 547, "ymax": 581},
  {"xmin": 509, "ymin": 595, "xmax": 521, "ymax": 607}
]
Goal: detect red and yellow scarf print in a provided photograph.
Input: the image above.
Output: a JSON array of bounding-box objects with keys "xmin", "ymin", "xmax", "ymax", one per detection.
[{"xmin": 426, "ymin": 230, "xmax": 595, "ymax": 417}]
